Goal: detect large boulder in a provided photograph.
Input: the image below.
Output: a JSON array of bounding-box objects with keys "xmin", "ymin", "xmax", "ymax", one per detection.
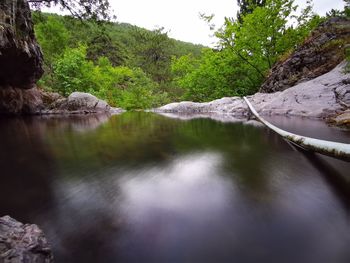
[
  {"xmin": 0, "ymin": 0, "xmax": 44, "ymax": 114},
  {"xmin": 42, "ymin": 92, "xmax": 124, "ymax": 114},
  {"xmin": 0, "ymin": 216, "xmax": 53, "ymax": 263},
  {"xmin": 260, "ymin": 17, "xmax": 350, "ymax": 93}
]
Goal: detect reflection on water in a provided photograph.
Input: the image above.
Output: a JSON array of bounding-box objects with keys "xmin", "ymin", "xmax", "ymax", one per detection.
[{"xmin": 0, "ymin": 113, "xmax": 349, "ymax": 263}]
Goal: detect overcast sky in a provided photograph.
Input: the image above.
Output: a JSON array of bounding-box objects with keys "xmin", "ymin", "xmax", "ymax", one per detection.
[{"xmin": 46, "ymin": 0, "xmax": 345, "ymax": 46}]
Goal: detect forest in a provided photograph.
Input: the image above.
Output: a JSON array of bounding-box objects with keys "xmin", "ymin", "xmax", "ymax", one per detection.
[{"xmin": 33, "ymin": 0, "xmax": 348, "ymax": 109}]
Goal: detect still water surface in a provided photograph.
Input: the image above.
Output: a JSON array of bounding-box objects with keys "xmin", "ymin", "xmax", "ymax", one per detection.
[{"xmin": 0, "ymin": 112, "xmax": 349, "ymax": 263}]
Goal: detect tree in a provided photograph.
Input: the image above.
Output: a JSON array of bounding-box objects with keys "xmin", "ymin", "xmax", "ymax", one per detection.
[
  {"xmin": 236, "ymin": 0, "xmax": 266, "ymax": 23},
  {"xmin": 28, "ymin": 0, "xmax": 113, "ymax": 20},
  {"xmin": 35, "ymin": 15, "xmax": 70, "ymax": 71},
  {"xmin": 133, "ymin": 27, "xmax": 174, "ymax": 84},
  {"xmin": 344, "ymin": 0, "xmax": 350, "ymax": 16},
  {"xmin": 218, "ymin": 0, "xmax": 318, "ymax": 77},
  {"xmin": 87, "ymin": 31, "xmax": 126, "ymax": 66},
  {"xmin": 172, "ymin": 0, "xmax": 322, "ymax": 102},
  {"xmin": 53, "ymin": 45, "xmax": 95, "ymax": 96}
]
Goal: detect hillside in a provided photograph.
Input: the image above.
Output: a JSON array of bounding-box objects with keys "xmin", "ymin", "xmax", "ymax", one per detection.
[{"xmin": 31, "ymin": 12, "xmax": 205, "ymax": 109}]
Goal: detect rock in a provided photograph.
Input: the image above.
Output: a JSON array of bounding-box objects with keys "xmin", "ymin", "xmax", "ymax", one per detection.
[
  {"xmin": 0, "ymin": 0, "xmax": 44, "ymax": 114},
  {"xmin": 66, "ymin": 92, "xmax": 110, "ymax": 111},
  {"xmin": 260, "ymin": 17, "xmax": 350, "ymax": 93},
  {"xmin": 40, "ymin": 91, "xmax": 125, "ymax": 115},
  {"xmin": 155, "ymin": 62, "xmax": 350, "ymax": 120},
  {"xmin": 156, "ymin": 97, "xmax": 248, "ymax": 117},
  {"xmin": 0, "ymin": 216, "xmax": 53, "ymax": 263},
  {"xmin": 0, "ymin": 0, "xmax": 43, "ymax": 88},
  {"xmin": 0, "ymin": 86, "xmax": 43, "ymax": 114},
  {"xmin": 330, "ymin": 110, "xmax": 350, "ymax": 127}
]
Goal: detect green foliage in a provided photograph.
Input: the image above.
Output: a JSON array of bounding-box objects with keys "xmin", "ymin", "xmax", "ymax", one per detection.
[
  {"xmin": 34, "ymin": 14, "xmax": 70, "ymax": 87},
  {"xmin": 51, "ymin": 48, "xmax": 169, "ymax": 109},
  {"xmin": 34, "ymin": 0, "xmax": 324, "ymax": 107},
  {"xmin": 132, "ymin": 27, "xmax": 174, "ymax": 83},
  {"xmin": 236, "ymin": 0, "xmax": 266, "ymax": 23},
  {"xmin": 172, "ymin": 49, "xmax": 260, "ymax": 101},
  {"xmin": 345, "ymin": 0, "xmax": 350, "ymax": 17},
  {"xmin": 172, "ymin": 0, "xmax": 322, "ymax": 102},
  {"xmin": 87, "ymin": 32, "xmax": 126, "ymax": 66},
  {"xmin": 90, "ymin": 58, "xmax": 170, "ymax": 109},
  {"xmin": 33, "ymin": 12, "xmax": 202, "ymax": 108},
  {"xmin": 53, "ymin": 46, "xmax": 95, "ymax": 96}
]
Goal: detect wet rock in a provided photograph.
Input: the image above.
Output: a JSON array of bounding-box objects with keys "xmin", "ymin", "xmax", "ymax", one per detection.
[
  {"xmin": 0, "ymin": 216, "xmax": 53, "ymax": 263},
  {"xmin": 156, "ymin": 62, "xmax": 350, "ymax": 120},
  {"xmin": 260, "ymin": 17, "xmax": 350, "ymax": 93},
  {"xmin": 0, "ymin": 87, "xmax": 43, "ymax": 114}
]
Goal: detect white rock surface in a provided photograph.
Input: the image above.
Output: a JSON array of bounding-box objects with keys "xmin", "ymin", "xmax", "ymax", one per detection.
[{"xmin": 156, "ymin": 62, "xmax": 350, "ymax": 119}]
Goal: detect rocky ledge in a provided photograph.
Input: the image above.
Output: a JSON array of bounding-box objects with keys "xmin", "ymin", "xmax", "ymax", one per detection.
[
  {"xmin": 155, "ymin": 62, "xmax": 350, "ymax": 125},
  {"xmin": 0, "ymin": 216, "xmax": 53, "ymax": 263}
]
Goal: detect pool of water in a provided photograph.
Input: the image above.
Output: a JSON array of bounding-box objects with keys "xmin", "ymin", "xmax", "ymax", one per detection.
[{"xmin": 0, "ymin": 112, "xmax": 349, "ymax": 263}]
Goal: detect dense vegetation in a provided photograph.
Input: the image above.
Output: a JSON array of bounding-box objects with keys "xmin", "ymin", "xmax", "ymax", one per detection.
[
  {"xmin": 33, "ymin": 13, "xmax": 203, "ymax": 109},
  {"xmin": 172, "ymin": 0, "xmax": 325, "ymax": 101},
  {"xmin": 33, "ymin": 0, "xmax": 348, "ymax": 109}
]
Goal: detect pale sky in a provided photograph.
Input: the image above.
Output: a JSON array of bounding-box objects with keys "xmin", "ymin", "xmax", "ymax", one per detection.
[{"xmin": 46, "ymin": 0, "xmax": 345, "ymax": 46}]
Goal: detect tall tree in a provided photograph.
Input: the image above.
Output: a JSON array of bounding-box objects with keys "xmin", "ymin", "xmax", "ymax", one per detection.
[
  {"xmin": 87, "ymin": 31, "xmax": 126, "ymax": 66},
  {"xmin": 133, "ymin": 27, "xmax": 174, "ymax": 84}
]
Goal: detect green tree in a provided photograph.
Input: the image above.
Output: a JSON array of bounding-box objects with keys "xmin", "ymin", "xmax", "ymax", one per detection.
[
  {"xmin": 87, "ymin": 31, "xmax": 126, "ymax": 66},
  {"xmin": 173, "ymin": 0, "xmax": 321, "ymax": 102},
  {"xmin": 217, "ymin": 0, "xmax": 318, "ymax": 78},
  {"xmin": 236, "ymin": 0, "xmax": 266, "ymax": 23},
  {"xmin": 344, "ymin": 0, "xmax": 350, "ymax": 16},
  {"xmin": 35, "ymin": 16, "xmax": 70, "ymax": 73},
  {"xmin": 133, "ymin": 27, "xmax": 174, "ymax": 83},
  {"xmin": 53, "ymin": 46, "xmax": 95, "ymax": 96}
]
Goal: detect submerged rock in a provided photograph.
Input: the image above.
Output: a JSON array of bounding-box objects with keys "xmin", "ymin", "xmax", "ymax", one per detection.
[
  {"xmin": 0, "ymin": 216, "xmax": 53, "ymax": 263},
  {"xmin": 260, "ymin": 17, "xmax": 350, "ymax": 93},
  {"xmin": 156, "ymin": 62, "xmax": 350, "ymax": 120}
]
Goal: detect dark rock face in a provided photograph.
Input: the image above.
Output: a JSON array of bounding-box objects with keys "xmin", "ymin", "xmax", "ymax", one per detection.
[
  {"xmin": 260, "ymin": 17, "xmax": 350, "ymax": 93},
  {"xmin": 0, "ymin": 0, "xmax": 43, "ymax": 88},
  {"xmin": 0, "ymin": 216, "xmax": 53, "ymax": 263},
  {"xmin": 0, "ymin": 0, "xmax": 44, "ymax": 114}
]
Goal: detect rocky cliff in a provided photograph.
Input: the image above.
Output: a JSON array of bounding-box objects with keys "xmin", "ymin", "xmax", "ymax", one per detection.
[
  {"xmin": 260, "ymin": 17, "xmax": 350, "ymax": 93},
  {"xmin": 0, "ymin": 0, "xmax": 44, "ymax": 114}
]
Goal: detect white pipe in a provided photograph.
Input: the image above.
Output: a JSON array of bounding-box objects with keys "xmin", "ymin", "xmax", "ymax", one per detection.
[{"xmin": 243, "ymin": 97, "xmax": 350, "ymax": 161}]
